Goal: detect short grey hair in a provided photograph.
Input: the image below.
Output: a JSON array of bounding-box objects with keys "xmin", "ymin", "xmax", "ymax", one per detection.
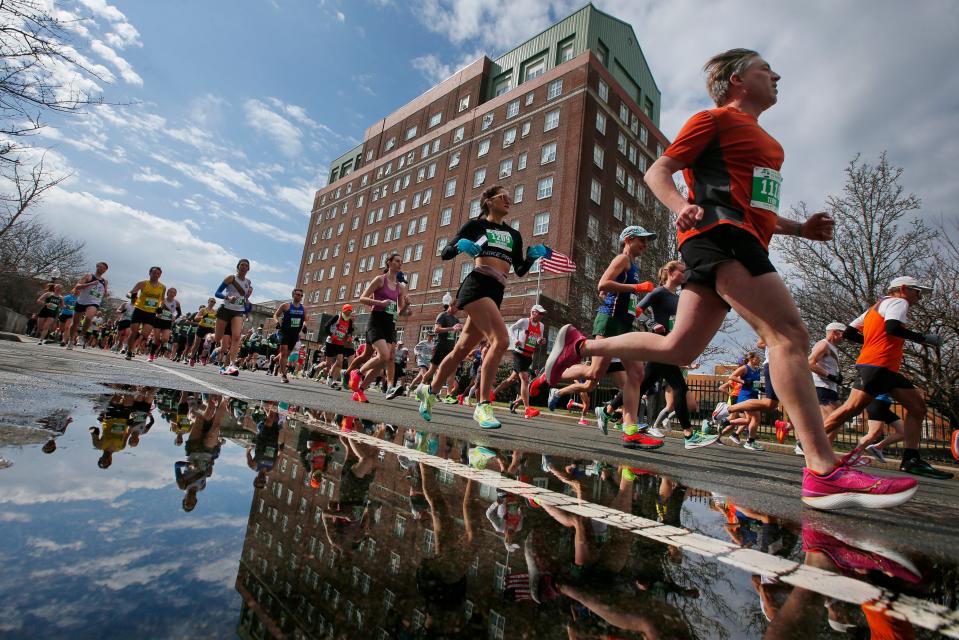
[{"xmin": 703, "ymin": 48, "xmax": 760, "ymax": 106}]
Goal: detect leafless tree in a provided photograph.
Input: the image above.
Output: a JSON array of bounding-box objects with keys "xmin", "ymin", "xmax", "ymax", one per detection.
[
  {"xmin": 776, "ymin": 152, "xmax": 957, "ymax": 422},
  {"xmin": 0, "ymin": 152, "xmax": 70, "ymax": 237}
]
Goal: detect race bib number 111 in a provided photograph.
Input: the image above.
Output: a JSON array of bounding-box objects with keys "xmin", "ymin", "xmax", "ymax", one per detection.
[{"xmin": 750, "ymin": 167, "xmax": 782, "ymax": 214}]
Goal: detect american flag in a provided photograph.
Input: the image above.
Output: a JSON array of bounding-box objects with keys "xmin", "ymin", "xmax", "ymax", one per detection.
[{"xmin": 540, "ymin": 249, "xmax": 576, "ymax": 274}]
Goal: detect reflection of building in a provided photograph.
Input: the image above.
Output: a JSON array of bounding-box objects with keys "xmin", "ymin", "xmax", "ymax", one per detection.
[
  {"xmin": 234, "ymin": 417, "xmax": 583, "ymax": 639},
  {"xmin": 296, "ymin": 4, "xmax": 669, "ymax": 347}
]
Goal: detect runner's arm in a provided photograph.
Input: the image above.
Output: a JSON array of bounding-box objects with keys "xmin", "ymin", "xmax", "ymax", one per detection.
[
  {"xmin": 807, "ymin": 341, "xmax": 831, "ymax": 377},
  {"xmin": 358, "ymin": 276, "xmax": 386, "ymax": 308},
  {"xmin": 272, "ymin": 303, "xmax": 288, "ymax": 322},
  {"xmin": 728, "ymin": 365, "xmax": 747, "ymax": 384},
  {"xmin": 214, "ymin": 277, "xmax": 234, "ymax": 301},
  {"xmin": 597, "ymin": 254, "xmax": 636, "ymax": 294},
  {"xmin": 884, "ymin": 319, "xmax": 927, "ymax": 344}
]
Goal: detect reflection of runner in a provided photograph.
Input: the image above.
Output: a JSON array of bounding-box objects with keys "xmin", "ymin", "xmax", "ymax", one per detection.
[
  {"xmin": 176, "ymin": 396, "xmax": 225, "ymax": 512},
  {"xmin": 89, "ymin": 394, "xmax": 133, "ymax": 469}
]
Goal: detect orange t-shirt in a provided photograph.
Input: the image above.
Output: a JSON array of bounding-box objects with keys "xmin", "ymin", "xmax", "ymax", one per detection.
[
  {"xmin": 665, "ymin": 107, "xmax": 785, "ymax": 250},
  {"xmin": 853, "ymin": 297, "xmax": 909, "ymax": 372}
]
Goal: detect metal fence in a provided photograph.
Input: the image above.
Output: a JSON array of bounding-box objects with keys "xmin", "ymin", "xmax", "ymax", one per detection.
[{"xmin": 582, "ymin": 379, "xmax": 956, "ymax": 464}]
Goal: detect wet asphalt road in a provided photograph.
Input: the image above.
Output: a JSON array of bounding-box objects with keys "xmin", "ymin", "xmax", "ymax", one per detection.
[{"xmin": 1, "ymin": 337, "xmax": 957, "ymax": 564}]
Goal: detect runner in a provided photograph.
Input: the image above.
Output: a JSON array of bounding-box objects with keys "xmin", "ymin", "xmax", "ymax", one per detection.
[
  {"xmin": 213, "ymin": 259, "xmax": 253, "ymax": 376},
  {"xmin": 342, "ymin": 340, "xmax": 370, "ymax": 388},
  {"xmin": 860, "ymin": 394, "xmax": 905, "ymax": 463},
  {"xmin": 492, "ymin": 304, "xmax": 547, "ymax": 419},
  {"xmin": 386, "ymin": 341, "xmax": 410, "ymax": 399},
  {"xmin": 633, "ymin": 260, "xmax": 719, "ymax": 448},
  {"xmin": 539, "ymin": 225, "xmax": 661, "ymax": 449},
  {"xmin": 543, "ymin": 48, "xmax": 917, "ymax": 509},
  {"xmin": 57, "ymin": 288, "xmax": 77, "ymax": 349},
  {"xmin": 415, "ymin": 301, "xmax": 462, "ymax": 399},
  {"xmin": 35, "ymin": 283, "xmax": 62, "ymax": 345},
  {"xmin": 719, "ymin": 351, "xmax": 764, "ymax": 450},
  {"xmin": 84, "ymin": 311, "xmax": 105, "ymax": 351},
  {"xmin": 73, "ymin": 261, "xmax": 109, "ymax": 347},
  {"xmin": 824, "ymin": 276, "xmax": 951, "ymax": 479},
  {"xmin": 125, "ymin": 266, "xmax": 166, "ymax": 361},
  {"xmin": 114, "ymin": 300, "xmax": 134, "ymax": 352},
  {"xmin": 320, "ymin": 303, "xmax": 355, "ymax": 388},
  {"xmin": 408, "ymin": 332, "xmax": 435, "ymax": 390},
  {"xmin": 188, "ymin": 299, "xmax": 218, "ymax": 366},
  {"xmin": 148, "ymin": 288, "xmax": 182, "ymax": 362},
  {"xmin": 808, "ymin": 322, "xmax": 846, "ymax": 429},
  {"xmin": 272, "ymin": 288, "xmax": 307, "ymax": 384},
  {"xmin": 351, "ymin": 253, "xmax": 409, "ymax": 402},
  {"xmin": 415, "ymin": 184, "xmax": 551, "ymax": 429}
]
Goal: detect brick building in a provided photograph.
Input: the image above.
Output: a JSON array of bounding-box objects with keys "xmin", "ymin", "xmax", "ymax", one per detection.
[{"xmin": 297, "ymin": 3, "xmax": 670, "ymax": 353}]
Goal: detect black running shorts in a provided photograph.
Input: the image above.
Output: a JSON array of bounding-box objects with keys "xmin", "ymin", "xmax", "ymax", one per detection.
[{"xmin": 680, "ymin": 224, "xmax": 776, "ymax": 291}]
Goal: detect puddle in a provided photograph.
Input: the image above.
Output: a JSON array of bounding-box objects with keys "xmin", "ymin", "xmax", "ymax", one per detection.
[{"xmin": 0, "ymin": 386, "xmax": 956, "ymax": 639}]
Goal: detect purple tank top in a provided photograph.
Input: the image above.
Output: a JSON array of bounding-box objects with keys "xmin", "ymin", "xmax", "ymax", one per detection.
[{"xmin": 374, "ymin": 277, "xmax": 399, "ymax": 315}]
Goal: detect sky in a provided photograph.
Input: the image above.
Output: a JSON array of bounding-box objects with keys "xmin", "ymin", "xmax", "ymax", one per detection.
[{"xmin": 17, "ymin": 0, "xmax": 959, "ymax": 313}]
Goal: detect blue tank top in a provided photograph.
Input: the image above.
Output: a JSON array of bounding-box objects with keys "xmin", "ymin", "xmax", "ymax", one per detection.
[
  {"xmin": 597, "ymin": 263, "xmax": 639, "ymax": 318},
  {"xmin": 742, "ymin": 364, "xmax": 761, "ymax": 389},
  {"xmin": 281, "ymin": 303, "xmax": 305, "ymax": 333}
]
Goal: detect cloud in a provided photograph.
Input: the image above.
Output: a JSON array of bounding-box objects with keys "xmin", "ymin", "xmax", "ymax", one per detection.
[
  {"xmin": 413, "ymin": 0, "xmax": 579, "ymax": 48},
  {"xmin": 132, "ymin": 168, "xmax": 182, "ymax": 188},
  {"xmin": 411, "ymin": 49, "xmax": 484, "ymax": 84},
  {"xmin": 335, "ymin": 10, "xmax": 345, "ymax": 22},
  {"xmin": 28, "ymin": 537, "xmax": 86, "ymax": 552},
  {"xmin": 352, "ymin": 73, "xmax": 376, "ymax": 96},
  {"xmin": 90, "ymin": 39, "xmax": 143, "ymax": 86},
  {"xmin": 244, "ymin": 98, "xmax": 305, "ymax": 157},
  {"xmin": 222, "ymin": 211, "xmax": 304, "ymax": 245}
]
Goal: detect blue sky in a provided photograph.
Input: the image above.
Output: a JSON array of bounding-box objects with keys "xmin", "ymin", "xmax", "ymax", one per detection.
[{"xmin": 24, "ymin": 0, "xmax": 959, "ymax": 313}]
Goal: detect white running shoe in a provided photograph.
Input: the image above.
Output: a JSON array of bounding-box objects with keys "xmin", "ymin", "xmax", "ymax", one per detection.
[
  {"xmin": 647, "ymin": 426, "xmax": 666, "ymax": 438},
  {"xmin": 865, "ymin": 444, "xmax": 886, "ymax": 464},
  {"xmin": 728, "ymin": 434, "xmax": 742, "ymax": 446},
  {"xmin": 794, "ymin": 442, "xmax": 805, "ymax": 456}
]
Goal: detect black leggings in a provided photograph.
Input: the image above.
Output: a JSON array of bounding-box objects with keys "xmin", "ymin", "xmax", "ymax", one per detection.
[{"xmin": 607, "ymin": 362, "xmax": 691, "ymax": 430}]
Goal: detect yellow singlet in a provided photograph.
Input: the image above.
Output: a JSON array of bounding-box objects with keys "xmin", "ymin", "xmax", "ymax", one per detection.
[{"xmin": 134, "ymin": 281, "xmax": 167, "ymax": 313}]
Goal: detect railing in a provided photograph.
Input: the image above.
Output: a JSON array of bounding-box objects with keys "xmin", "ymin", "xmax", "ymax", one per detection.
[{"xmin": 582, "ymin": 380, "xmax": 956, "ymax": 464}]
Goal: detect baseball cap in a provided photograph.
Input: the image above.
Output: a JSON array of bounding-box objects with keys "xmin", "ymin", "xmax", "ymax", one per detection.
[
  {"xmin": 619, "ymin": 225, "xmax": 657, "ymax": 243},
  {"xmin": 531, "ymin": 304, "xmax": 546, "ymax": 313},
  {"xmin": 342, "ymin": 303, "xmax": 353, "ymax": 312},
  {"xmin": 888, "ymin": 276, "xmax": 931, "ymax": 291},
  {"xmin": 825, "ymin": 322, "xmax": 846, "ymax": 332}
]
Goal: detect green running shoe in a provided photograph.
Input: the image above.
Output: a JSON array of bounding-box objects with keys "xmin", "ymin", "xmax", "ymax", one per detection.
[
  {"xmin": 468, "ymin": 446, "xmax": 497, "ymax": 469},
  {"xmin": 415, "ymin": 384, "xmax": 436, "ymax": 421},
  {"xmin": 684, "ymin": 431, "xmax": 720, "ymax": 449},
  {"xmin": 473, "ymin": 402, "xmax": 501, "ymax": 429}
]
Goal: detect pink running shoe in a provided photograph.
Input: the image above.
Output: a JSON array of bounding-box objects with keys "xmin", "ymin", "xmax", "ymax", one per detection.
[
  {"xmin": 802, "ymin": 451, "xmax": 917, "ymax": 510},
  {"xmin": 578, "ymin": 418, "xmax": 589, "ymax": 426},
  {"xmin": 544, "ymin": 324, "xmax": 585, "ymax": 386},
  {"xmin": 802, "ymin": 525, "xmax": 921, "ymax": 583},
  {"xmin": 528, "ymin": 373, "xmax": 547, "ymax": 397},
  {"xmin": 349, "ymin": 370, "xmax": 362, "ymax": 392}
]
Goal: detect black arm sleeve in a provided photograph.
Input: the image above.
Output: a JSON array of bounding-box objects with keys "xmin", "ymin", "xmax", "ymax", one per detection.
[
  {"xmin": 442, "ymin": 220, "xmax": 483, "ymax": 261},
  {"xmin": 842, "ymin": 325, "xmax": 864, "ymax": 344},
  {"xmin": 885, "ymin": 319, "xmax": 925, "ymax": 344},
  {"xmin": 511, "ymin": 227, "xmax": 535, "ymax": 277}
]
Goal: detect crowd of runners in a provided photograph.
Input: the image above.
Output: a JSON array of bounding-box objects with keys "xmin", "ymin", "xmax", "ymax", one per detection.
[{"xmin": 24, "ymin": 48, "xmax": 950, "ymax": 513}]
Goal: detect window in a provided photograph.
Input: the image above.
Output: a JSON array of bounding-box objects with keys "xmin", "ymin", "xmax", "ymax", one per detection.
[
  {"xmin": 619, "ymin": 103, "xmax": 629, "ymax": 123},
  {"xmin": 629, "ymin": 144, "xmax": 637, "ymax": 165},
  {"xmin": 525, "ymin": 91, "xmax": 534, "ymax": 105},
  {"xmin": 432, "ymin": 139, "xmax": 440, "ymax": 153},
  {"xmin": 444, "ymin": 178, "xmax": 456, "ymax": 197},
  {"xmin": 627, "ymin": 175, "xmax": 636, "ymax": 197},
  {"xmin": 616, "ymin": 164, "xmax": 626, "ymax": 187},
  {"xmin": 449, "ymin": 150, "xmax": 461, "ymax": 168},
  {"xmin": 458, "ymin": 95, "xmax": 470, "ymax": 112},
  {"xmin": 412, "ymin": 193, "xmax": 421, "ymax": 210},
  {"xmin": 468, "ymin": 199, "xmax": 481, "ymax": 218},
  {"xmin": 430, "ymin": 267, "xmax": 443, "ymax": 287},
  {"xmin": 343, "ymin": 261, "xmax": 351, "ymax": 275},
  {"xmin": 337, "ymin": 286, "xmax": 346, "ymax": 300},
  {"xmin": 419, "ymin": 215, "xmax": 427, "ymax": 232},
  {"xmin": 558, "ymin": 40, "xmax": 574, "ymax": 63},
  {"xmin": 408, "ymin": 219, "xmax": 417, "ymax": 236},
  {"xmin": 385, "ymin": 136, "xmax": 395, "ymax": 151},
  {"xmin": 521, "ymin": 121, "xmax": 531, "ymax": 137},
  {"xmin": 598, "ymin": 79, "xmax": 609, "ymax": 102},
  {"xmin": 405, "ymin": 125, "xmax": 417, "ymax": 140},
  {"xmin": 533, "ymin": 212, "xmax": 550, "ymax": 236},
  {"xmin": 613, "ymin": 197, "xmax": 623, "ymax": 220},
  {"xmin": 499, "ymin": 159, "xmax": 513, "ymax": 179},
  {"xmin": 477, "ymin": 138, "xmax": 490, "ymax": 157},
  {"xmin": 394, "ymin": 222, "xmax": 402, "ymax": 238},
  {"xmin": 544, "ymin": 109, "xmax": 559, "ymax": 131},
  {"xmin": 590, "ymin": 179, "xmax": 602, "ymax": 204},
  {"xmin": 588, "ymin": 215, "xmax": 599, "ymax": 238},
  {"xmin": 460, "ymin": 261, "xmax": 473, "ymax": 282},
  {"xmin": 640, "ymin": 124, "xmax": 649, "ymax": 145},
  {"xmin": 493, "ymin": 75, "xmax": 510, "ymax": 96},
  {"xmin": 506, "ymin": 100, "xmax": 519, "ymax": 118},
  {"xmin": 540, "ymin": 141, "xmax": 557, "ymax": 164},
  {"xmin": 524, "ymin": 57, "xmax": 545, "ymax": 81},
  {"xmin": 348, "ymin": 239, "xmax": 356, "ymax": 252},
  {"xmin": 536, "ymin": 176, "xmax": 553, "ymax": 200},
  {"xmin": 422, "ymin": 188, "xmax": 432, "ymax": 205},
  {"xmin": 421, "ymin": 143, "xmax": 429, "ymax": 160},
  {"xmin": 408, "ymin": 272, "xmax": 419, "ymax": 289},
  {"xmin": 414, "ymin": 244, "xmax": 423, "ymax": 260},
  {"xmin": 502, "ymin": 127, "xmax": 516, "ymax": 147},
  {"xmin": 596, "ymin": 112, "xmax": 606, "ymax": 134},
  {"xmin": 639, "ymin": 154, "xmax": 648, "ymax": 173},
  {"xmin": 354, "ymin": 282, "xmax": 362, "ymax": 297},
  {"xmin": 389, "ymin": 552, "xmax": 401, "ymax": 574},
  {"xmin": 385, "ymin": 226, "xmax": 393, "ymax": 242},
  {"xmin": 324, "ymin": 288, "xmax": 331, "ymax": 302},
  {"xmin": 429, "ymin": 112, "xmax": 442, "ymax": 128},
  {"xmin": 435, "ymin": 237, "xmax": 447, "ymax": 256},
  {"xmin": 513, "ymin": 184, "xmax": 524, "ymax": 203},
  {"xmin": 518, "ymin": 152, "xmax": 527, "ymax": 170},
  {"xmin": 618, "ymin": 132, "xmax": 627, "ymax": 155},
  {"xmin": 482, "ymin": 112, "xmax": 494, "ymax": 130},
  {"xmin": 547, "ymin": 79, "xmax": 563, "ymax": 99},
  {"xmin": 427, "ymin": 162, "xmax": 436, "ymax": 179},
  {"xmin": 453, "ymin": 125, "xmax": 465, "ymax": 143},
  {"xmin": 593, "ymin": 144, "xmax": 604, "ymax": 168},
  {"xmin": 473, "ymin": 167, "xmax": 486, "ymax": 188},
  {"xmin": 630, "ymin": 114, "xmax": 639, "ymax": 135},
  {"xmin": 440, "ymin": 207, "xmax": 452, "ymax": 226}
]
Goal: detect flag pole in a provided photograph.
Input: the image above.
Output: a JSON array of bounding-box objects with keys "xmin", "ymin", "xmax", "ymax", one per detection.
[{"xmin": 536, "ymin": 265, "xmax": 542, "ymax": 306}]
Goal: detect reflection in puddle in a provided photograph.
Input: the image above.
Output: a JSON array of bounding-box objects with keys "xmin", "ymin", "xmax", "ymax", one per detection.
[{"xmin": 0, "ymin": 386, "xmax": 955, "ymax": 639}]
